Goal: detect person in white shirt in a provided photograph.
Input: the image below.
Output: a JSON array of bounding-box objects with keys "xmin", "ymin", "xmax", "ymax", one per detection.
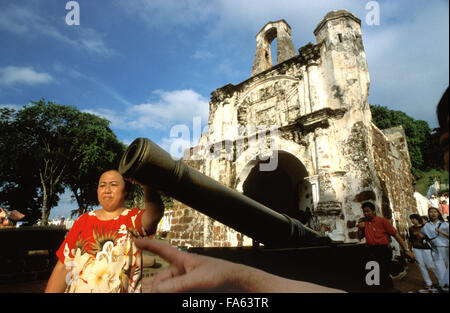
[
  {"xmin": 430, "ymin": 195, "xmax": 440, "ymax": 209},
  {"xmin": 421, "ymin": 207, "xmax": 449, "ymax": 290}
]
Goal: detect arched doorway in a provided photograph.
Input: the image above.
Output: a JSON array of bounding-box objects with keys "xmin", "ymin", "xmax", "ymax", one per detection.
[{"xmin": 241, "ymin": 151, "xmax": 313, "ymax": 224}]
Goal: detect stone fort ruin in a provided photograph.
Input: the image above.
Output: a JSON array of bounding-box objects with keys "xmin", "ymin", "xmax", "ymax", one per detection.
[{"xmin": 162, "ymin": 10, "xmax": 417, "ymax": 247}]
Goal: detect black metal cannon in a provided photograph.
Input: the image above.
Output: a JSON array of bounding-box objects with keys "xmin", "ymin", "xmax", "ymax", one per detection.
[
  {"xmin": 119, "ymin": 137, "xmax": 396, "ymax": 292},
  {"xmin": 119, "ymin": 137, "xmax": 329, "ymax": 248}
]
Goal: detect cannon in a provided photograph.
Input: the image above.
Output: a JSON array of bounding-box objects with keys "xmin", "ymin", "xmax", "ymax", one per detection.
[
  {"xmin": 119, "ymin": 137, "xmax": 397, "ymax": 292},
  {"xmin": 119, "ymin": 137, "xmax": 329, "ymax": 248}
]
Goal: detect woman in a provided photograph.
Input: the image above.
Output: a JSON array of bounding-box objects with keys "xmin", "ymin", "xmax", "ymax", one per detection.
[
  {"xmin": 408, "ymin": 214, "xmax": 440, "ymax": 292},
  {"xmin": 45, "ymin": 170, "xmax": 164, "ymax": 293},
  {"xmin": 421, "ymin": 207, "xmax": 449, "ymax": 291}
]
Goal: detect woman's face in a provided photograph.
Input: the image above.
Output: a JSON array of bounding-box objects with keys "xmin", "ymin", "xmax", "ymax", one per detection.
[
  {"xmin": 428, "ymin": 208, "xmax": 440, "ymax": 221},
  {"xmin": 410, "ymin": 218, "xmax": 420, "ymax": 226},
  {"xmin": 97, "ymin": 170, "xmax": 127, "ymax": 211}
]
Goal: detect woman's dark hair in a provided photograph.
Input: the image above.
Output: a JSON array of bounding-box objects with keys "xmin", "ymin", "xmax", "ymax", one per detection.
[
  {"xmin": 361, "ymin": 202, "xmax": 376, "ymax": 211},
  {"xmin": 428, "ymin": 207, "xmax": 444, "ymax": 221},
  {"xmin": 437, "ymin": 87, "xmax": 449, "ymax": 133},
  {"xmin": 409, "ymin": 214, "xmax": 423, "ymax": 224},
  {"xmin": 98, "ymin": 169, "xmax": 133, "ymax": 200}
]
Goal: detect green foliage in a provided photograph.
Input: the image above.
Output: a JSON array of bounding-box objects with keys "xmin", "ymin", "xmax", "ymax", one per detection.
[
  {"xmin": 0, "ymin": 107, "xmax": 44, "ymax": 223},
  {"xmin": 370, "ymin": 104, "xmax": 445, "ymax": 179},
  {"xmin": 414, "ymin": 168, "xmax": 449, "ymax": 196},
  {"xmin": 0, "ymin": 100, "xmax": 125, "ymax": 224},
  {"xmin": 124, "ymin": 184, "xmax": 173, "ymax": 211},
  {"xmin": 63, "ymin": 112, "xmax": 126, "ymax": 217}
]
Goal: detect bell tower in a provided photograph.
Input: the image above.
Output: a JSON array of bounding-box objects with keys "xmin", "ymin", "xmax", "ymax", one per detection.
[{"xmin": 251, "ymin": 20, "xmax": 296, "ymax": 76}]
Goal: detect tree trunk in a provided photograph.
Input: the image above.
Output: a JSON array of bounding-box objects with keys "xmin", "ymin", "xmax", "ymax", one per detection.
[
  {"xmin": 71, "ymin": 187, "xmax": 86, "ymax": 217},
  {"xmin": 40, "ymin": 172, "xmax": 49, "ymax": 225},
  {"xmin": 41, "ymin": 193, "xmax": 49, "ymax": 225}
]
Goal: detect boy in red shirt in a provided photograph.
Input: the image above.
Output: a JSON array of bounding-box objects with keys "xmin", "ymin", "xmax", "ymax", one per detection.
[{"xmin": 357, "ymin": 202, "xmax": 415, "ymax": 291}]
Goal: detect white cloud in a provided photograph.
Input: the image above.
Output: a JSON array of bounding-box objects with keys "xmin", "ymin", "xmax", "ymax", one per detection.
[
  {"xmin": 129, "ymin": 89, "xmax": 209, "ymax": 129},
  {"xmin": 85, "ymin": 89, "xmax": 209, "ymax": 131},
  {"xmin": 0, "ymin": 66, "xmax": 53, "ymax": 86},
  {"xmin": 0, "ymin": 4, "xmax": 113, "ymax": 57},
  {"xmin": 83, "ymin": 108, "xmax": 125, "ymax": 129},
  {"xmin": 159, "ymin": 136, "xmax": 193, "ymax": 159},
  {"xmin": 192, "ymin": 50, "xmax": 214, "ymax": 60}
]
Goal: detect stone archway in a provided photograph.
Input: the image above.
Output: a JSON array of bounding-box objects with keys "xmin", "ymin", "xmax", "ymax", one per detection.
[{"xmin": 240, "ymin": 151, "xmax": 312, "ymax": 224}]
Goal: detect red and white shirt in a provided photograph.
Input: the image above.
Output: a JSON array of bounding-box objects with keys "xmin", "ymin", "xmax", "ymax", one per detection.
[{"xmin": 56, "ymin": 208, "xmax": 148, "ymax": 293}]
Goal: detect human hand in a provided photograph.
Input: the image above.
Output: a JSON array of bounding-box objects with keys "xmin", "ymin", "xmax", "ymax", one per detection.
[
  {"xmin": 134, "ymin": 239, "xmax": 245, "ymax": 293},
  {"xmin": 405, "ymin": 250, "xmax": 416, "ymax": 263}
]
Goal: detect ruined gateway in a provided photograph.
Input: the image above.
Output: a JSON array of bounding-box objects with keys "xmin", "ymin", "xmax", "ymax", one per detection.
[{"xmin": 163, "ymin": 10, "xmax": 417, "ymax": 247}]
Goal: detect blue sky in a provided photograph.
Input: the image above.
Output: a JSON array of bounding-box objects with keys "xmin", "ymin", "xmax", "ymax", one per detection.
[{"xmin": 0, "ymin": 0, "xmax": 448, "ymax": 219}]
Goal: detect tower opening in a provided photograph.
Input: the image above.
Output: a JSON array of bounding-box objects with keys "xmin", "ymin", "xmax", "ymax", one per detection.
[
  {"xmin": 251, "ymin": 20, "xmax": 296, "ymax": 76},
  {"xmin": 271, "ymin": 38, "xmax": 278, "ymax": 66}
]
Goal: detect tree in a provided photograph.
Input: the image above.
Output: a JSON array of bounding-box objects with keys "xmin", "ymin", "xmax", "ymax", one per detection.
[
  {"xmin": 370, "ymin": 104, "xmax": 445, "ymax": 178},
  {"xmin": 63, "ymin": 113, "xmax": 126, "ymax": 217},
  {"xmin": 0, "ymin": 100, "xmax": 125, "ymax": 225}
]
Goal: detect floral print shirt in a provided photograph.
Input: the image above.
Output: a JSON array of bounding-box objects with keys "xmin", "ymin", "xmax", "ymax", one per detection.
[{"xmin": 56, "ymin": 208, "xmax": 148, "ymax": 293}]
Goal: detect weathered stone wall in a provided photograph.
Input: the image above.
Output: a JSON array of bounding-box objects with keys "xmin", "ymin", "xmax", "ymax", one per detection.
[{"xmin": 371, "ymin": 125, "xmax": 417, "ymax": 240}]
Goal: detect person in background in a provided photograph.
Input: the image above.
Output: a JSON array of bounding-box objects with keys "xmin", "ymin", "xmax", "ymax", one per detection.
[
  {"xmin": 408, "ymin": 214, "xmax": 440, "ymax": 292},
  {"xmin": 430, "ymin": 195, "xmax": 440, "ymax": 209},
  {"xmin": 421, "ymin": 207, "xmax": 449, "ymax": 291},
  {"xmin": 440, "ymin": 198, "xmax": 449, "ymax": 217},
  {"xmin": 45, "ymin": 169, "xmax": 164, "ymax": 293},
  {"xmin": 357, "ymin": 202, "xmax": 415, "ymax": 291}
]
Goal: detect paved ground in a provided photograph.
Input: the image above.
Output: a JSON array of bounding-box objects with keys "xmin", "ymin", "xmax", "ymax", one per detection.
[
  {"xmin": 1, "ymin": 260, "xmax": 447, "ymax": 293},
  {"xmin": 392, "ymin": 261, "xmax": 444, "ymax": 293}
]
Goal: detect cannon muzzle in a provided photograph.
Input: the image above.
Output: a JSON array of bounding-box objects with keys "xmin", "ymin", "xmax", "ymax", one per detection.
[{"xmin": 119, "ymin": 137, "xmax": 330, "ymax": 247}]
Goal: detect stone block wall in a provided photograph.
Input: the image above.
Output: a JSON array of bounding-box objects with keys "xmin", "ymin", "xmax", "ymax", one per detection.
[
  {"xmin": 371, "ymin": 125, "xmax": 417, "ymax": 240},
  {"xmin": 164, "ymin": 200, "xmax": 247, "ymax": 248}
]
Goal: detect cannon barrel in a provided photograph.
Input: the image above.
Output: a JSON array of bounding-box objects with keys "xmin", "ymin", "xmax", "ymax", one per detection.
[{"xmin": 119, "ymin": 137, "xmax": 330, "ymax": 247}]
